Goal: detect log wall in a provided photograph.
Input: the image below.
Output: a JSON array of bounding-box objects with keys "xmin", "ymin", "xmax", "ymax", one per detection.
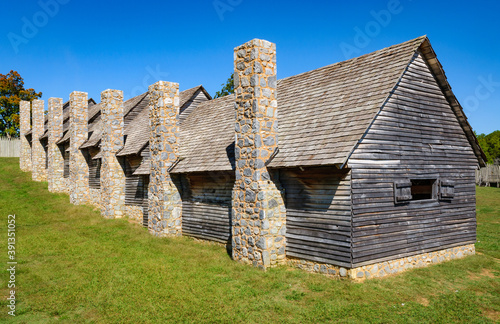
[
  {"xmin": 349, "ymin": 52, "xmax": 478, "ymax": 267},
  {"xmin": 182, "ymin": 171, "xmax": 234, "ymax": 244},
  {"xmin": 279, "ymin": 167, "xmax": 352, "ymax": 268}
]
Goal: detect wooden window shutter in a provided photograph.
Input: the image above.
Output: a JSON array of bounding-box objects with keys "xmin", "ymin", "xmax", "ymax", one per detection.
[
  {"xmin": 394, "ymin": 180, "xmax": 412, "ymax": 203},
  {"xmin": 439, "ymin": 180, "xmax": 455, "ymax": 200}
]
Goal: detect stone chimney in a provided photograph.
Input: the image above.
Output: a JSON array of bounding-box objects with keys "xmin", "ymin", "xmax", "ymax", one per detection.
[
  {"xmin": 100, "ymin": 89, "xmax": 126, "ymax": 218},
  {"xmin": 48, "ymin": 98, "xmax": 65, "ymax": 192},
  {"xmin": 232, "ymin": 39, "xmax": 286, "ymax": 269},
  {"xmin": 32, "ymin": 99, "xmax": 47, "ymax": 181},
  {"xmin": 19, "ymin": 100, "xmax": 32, "ymax": 172},
  {"xmin": 148, "ymin": 81, "xmax": 182, "ymax": 237},
  {"xmin": 69, "ymin": 91, "xmax": 89, "ymax": 205}
]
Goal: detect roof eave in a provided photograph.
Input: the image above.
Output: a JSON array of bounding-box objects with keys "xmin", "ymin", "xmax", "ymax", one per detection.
[{"xmin": 418, "ymin": 38, "xmax": 487, "ymax": 167}]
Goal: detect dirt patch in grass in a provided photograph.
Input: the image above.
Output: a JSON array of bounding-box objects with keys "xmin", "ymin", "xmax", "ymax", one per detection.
[
  {"xmin": 416, "ymin": 296, "xmax": 430, "ymax": 306},
  {"xmin": 480, "ymin": 268, "xmax": 496, "ymax": 278},
  {"xmin": 469, "ymin": 268, "xmax": 496, "ymax": 280},
  {"xmin": 484, "ymin": 309, "xmax": 500, "ymax": 322}
]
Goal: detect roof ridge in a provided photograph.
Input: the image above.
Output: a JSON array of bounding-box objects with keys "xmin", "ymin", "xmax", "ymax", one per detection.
[
  {"xmin": 277, "ymin": 35, "xmax": 427, "ymax": 84},
  {"xmin": 341, "ymin": 37, "xmax": 426, "ymax": 167}
]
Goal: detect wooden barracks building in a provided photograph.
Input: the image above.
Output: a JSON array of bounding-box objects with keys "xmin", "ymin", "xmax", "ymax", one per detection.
[{"xmin": 19, "ymin": 36, "xmax": 486, "ymax": 279}]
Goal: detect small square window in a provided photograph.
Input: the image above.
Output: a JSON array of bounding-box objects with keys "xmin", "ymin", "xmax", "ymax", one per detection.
[{"xmin": 410, "ymin": 179, "xmax": 436, "ymax": 201}]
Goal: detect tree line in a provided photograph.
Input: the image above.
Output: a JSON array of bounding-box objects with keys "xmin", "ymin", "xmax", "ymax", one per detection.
[
  {"xmin": 476, "ymin": 131, "xmax": 500, "ymax": 165},
  {"xmin": 0, "ymin": 70, "xmax": 42, "ymax": 138}
]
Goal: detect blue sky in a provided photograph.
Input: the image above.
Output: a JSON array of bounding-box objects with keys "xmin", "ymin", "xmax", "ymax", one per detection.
[{"xmin": 1, "ymin": 0, "xmax": 499, "ymax": 134}]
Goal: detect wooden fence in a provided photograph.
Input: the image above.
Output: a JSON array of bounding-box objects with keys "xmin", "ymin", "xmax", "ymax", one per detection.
[
  {"xmin": 0, "ymin": 137, "xmax": 20, "ymax": 157},
  {"xmin": 476, "ymin": 164, "xmax": 500, "ymax": 187}
]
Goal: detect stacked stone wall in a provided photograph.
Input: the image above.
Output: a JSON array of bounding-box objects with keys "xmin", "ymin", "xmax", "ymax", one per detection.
[
  {"xmin": 100, "ymin": 89, "xmax": 126, "ymax": 218},
  {"xmin": 232, "ymin": 39, "xmax": 286, "ymax": 269},
  {"xmin": 19, "ymin": 100, "xmax": 32, "ymax": 172},
  {"xmin": 32, "ymin": 99, "xmax": 47, "ymax": 181},
  {"xmin": 48, "ymin": 98, "xmax": 65, "ymax": 192},
  {"xmin": 69, "ymin": 92, "xmax": 89, "ymax": 205},
  {"xmin": 88, "ymin": 188, "xmax": 102, "ymax": 209},
  {"xmin": 148, "ymin": 81, "xmax": 182, "ymax": 236},
  {"xmin": 125, "ymin": 205, "xmax": 143, "ymax": 224}
]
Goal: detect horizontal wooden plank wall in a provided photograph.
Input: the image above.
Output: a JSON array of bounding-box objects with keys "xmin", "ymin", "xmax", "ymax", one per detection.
[
  {"xmin": 43, "ymin": 140, "xmax": 48, "ymax": 169},
  {"xmin": 125, "ymin": 155, "xmax": 145, "ymax": 206},
  {"xmin": 350, "ymin": 51, "xmax": 478, "ymax": 267},
  {"xmin": 182, "ymin": 171, "xmax": 234, "ymax": 244},
  {"xmin": 88, "ymin": 147, "xmax": 101, "ymax": 189},
  {"xmin": 63, "ymin": 143, "xmax": 69, "ymax": 178},
  {"xmin": 279, "ymin": 167, "xmax": 352, "ymax": 268},
  {"xmin": 142, "ymin": 176, "xmax": 149, "ymax": 227}
]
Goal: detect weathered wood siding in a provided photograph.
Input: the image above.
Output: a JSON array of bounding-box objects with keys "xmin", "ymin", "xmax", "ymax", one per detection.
[
  {"xmin": 350, "ymin": 51, "xmax": 478, "ymax": 267},
  {"xmin": 279, "ymin": 167, "xmax": 352, "ymax": 268},
  {"xmin": 182, "ymin": 171, "xmax": 234, "ymax": 243},
  {"xmin": 125, "ymin": 155, "xmax": 145, "ymax": 206},
  {"xmin": 142, "ymin": 176, "xmax": 149, "ymax": 227},
  {"xmin": 43, "ymin": 140, "xmax": 48, "ymax": 169},
  {"xmin": 63, "ymin": 143, "xmax": 69, "ymax": 178},
  {"xmin": 86, "ymin": 147, "xmax": 101, "ymax": 189}
]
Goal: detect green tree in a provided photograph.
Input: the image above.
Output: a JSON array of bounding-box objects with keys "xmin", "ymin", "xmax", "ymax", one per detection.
[
  {"xmin": 0, "ymin": 70, "xmax": 42, "ymax": 138},
  {"xmin": 214, "ymin": 73, "xmax": 234, "ymax": 98},
  {"xmin": 476, "ymin": 130, "xmax": 500, "ymax": 165}
]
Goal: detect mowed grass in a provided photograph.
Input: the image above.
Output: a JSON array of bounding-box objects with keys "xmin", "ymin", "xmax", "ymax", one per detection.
[{"xmin": 0, "ymin": 157, "xmax": 499, "ymax": 323}]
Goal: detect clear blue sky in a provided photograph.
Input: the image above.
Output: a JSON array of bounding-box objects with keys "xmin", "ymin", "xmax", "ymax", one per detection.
[{"xmin": 1, "ymin": 0, "xmax": 499, "ymax": 134}]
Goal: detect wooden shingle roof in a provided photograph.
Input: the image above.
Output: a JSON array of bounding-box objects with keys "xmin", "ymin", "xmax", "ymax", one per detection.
[
  {"xmin": 116, "ymin": 85, "xmax": 209, "ymax": 156},
  {"xmin": 172, "ymin": 36, "xmax": 428, "ymax": 173}
]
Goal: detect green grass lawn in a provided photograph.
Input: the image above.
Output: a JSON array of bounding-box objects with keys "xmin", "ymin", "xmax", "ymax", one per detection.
[{"xmin": 0, "ymin": 157, "xmax": 499, "ymax": 323}]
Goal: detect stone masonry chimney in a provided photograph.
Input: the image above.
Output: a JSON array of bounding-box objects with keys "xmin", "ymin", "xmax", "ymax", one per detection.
[
  {"xmin": 48, "ymin": 98, "xmax": 65, "ymax": 193},
  {"xmin": 69, "ymin": 91, "xmax": 89, "ymax": 205},
  {"xmin": 148, "ymin": 81, "xmax": 182, "ymax": 237},
  {"xmin": 32, "ymin": 99, "xmax": 47, "ymax": 181},
  {"xmin": 100, "ymin": 89, "xmax": 126, "ymax": 218},
  {"xmin": 19, "ymin": 100, "xmax": 32, "ymax": 172},
  {"xmin": 232, "ymin": 39, "xmax": 286, "ymax": 269}
]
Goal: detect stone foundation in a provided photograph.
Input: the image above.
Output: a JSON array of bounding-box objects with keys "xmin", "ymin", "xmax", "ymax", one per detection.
[
  {"xmin": 125, "ymin": 205, "xmax": 143, "ymax": 225},
  {"xmin": 288, "ymin": 244, "xmax": 475, "ymax": 280}
]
